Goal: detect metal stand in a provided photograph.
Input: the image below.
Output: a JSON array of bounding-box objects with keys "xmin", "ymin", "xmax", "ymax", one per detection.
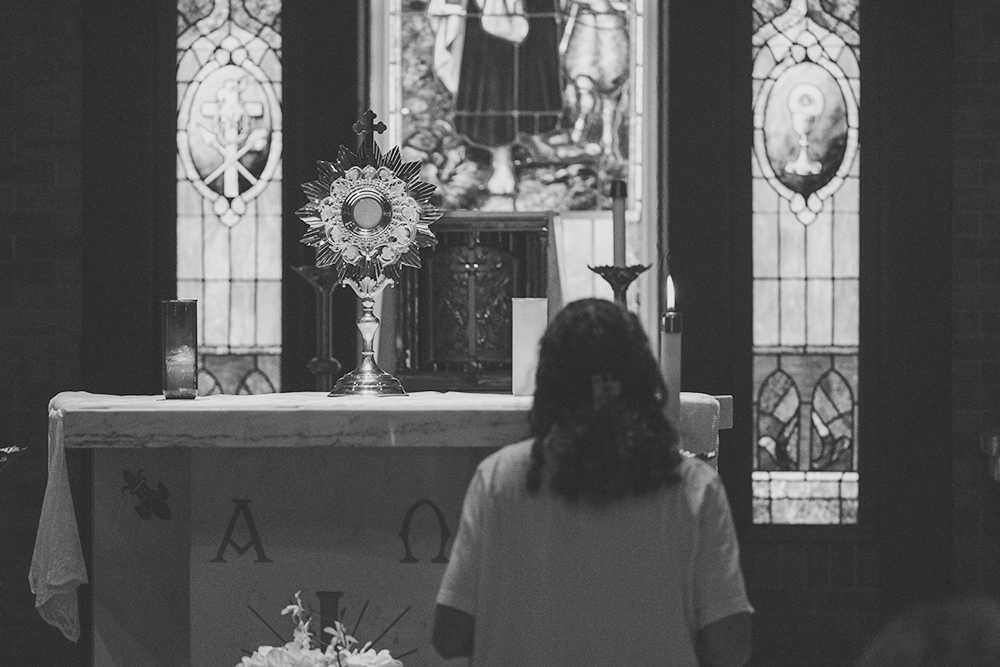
[
  {"xmin": 292, "ymin": 265, "xmax": 343, "ymax": 392},
  {"xmin": 588, "ymin": 264, "xmax": 651, "ymax": 306},
  {"xmin": 329, "ymin": 291, "xmax": 406, "ymax": 396}
]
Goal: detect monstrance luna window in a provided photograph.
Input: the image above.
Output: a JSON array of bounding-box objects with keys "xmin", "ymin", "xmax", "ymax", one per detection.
[
  {"xmin": 176, "ymin": 0, "xmax": 282, "ymax": 394},
  {"xmin": 751, "ymin": 0, "xmax": 860, "ymax": 524}
]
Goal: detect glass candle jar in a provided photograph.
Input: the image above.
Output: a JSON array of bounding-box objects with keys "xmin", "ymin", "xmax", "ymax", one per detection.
[{"xmin": 162, "ymin": 300, "xmax": 198, "ymax": 399}]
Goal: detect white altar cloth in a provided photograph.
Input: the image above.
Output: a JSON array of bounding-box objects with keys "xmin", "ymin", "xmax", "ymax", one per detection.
[{"xmin": 30, "ymin": 390, "xmax": 729, "ymax": 665}]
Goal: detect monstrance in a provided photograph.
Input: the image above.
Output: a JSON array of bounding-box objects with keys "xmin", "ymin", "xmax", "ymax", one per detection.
[{"xmin": 296, "ymin": 110, "xmax": 440, "ymax": 396}]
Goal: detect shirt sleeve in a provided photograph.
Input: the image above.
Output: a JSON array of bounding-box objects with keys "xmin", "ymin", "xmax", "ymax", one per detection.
[
  {"xmin": 435, "ymin": 467, "xmax": 487, "ymax": 616},
  {"xmin": 693, "ymin": 474, "xmax": 754, "ymax": 629}
]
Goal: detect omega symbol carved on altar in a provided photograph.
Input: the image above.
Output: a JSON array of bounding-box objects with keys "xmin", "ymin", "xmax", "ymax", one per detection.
[{"xmin": 398, "ymin": 499, "xmax": 452, "ymax": 564}]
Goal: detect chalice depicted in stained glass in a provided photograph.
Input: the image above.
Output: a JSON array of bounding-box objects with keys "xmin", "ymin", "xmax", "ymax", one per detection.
[
  {"xmin": 784, "ymin": 83, "xmax": 825, "ymax": 176},
  {"xmin": 296, "ymin": 110, "xmax": 440, "ymax": 395}
]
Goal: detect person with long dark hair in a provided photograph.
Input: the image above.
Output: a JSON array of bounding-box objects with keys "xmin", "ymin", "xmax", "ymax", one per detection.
[{"xmin": 431, "ymin": 298, "xmax": 753, "ymax": 666}]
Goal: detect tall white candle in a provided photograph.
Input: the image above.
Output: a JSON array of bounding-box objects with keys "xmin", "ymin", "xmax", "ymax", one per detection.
[
  {"xmin": 512, "ymin": 298, "xmax": 548, "ymax": 396},
  {"xmin": 660, "ymin": 276, "xmax": 682, "ymax": 425},
  {"xmin": 611, "ymin": 180, "xmax": 627, "ymax": 267}
]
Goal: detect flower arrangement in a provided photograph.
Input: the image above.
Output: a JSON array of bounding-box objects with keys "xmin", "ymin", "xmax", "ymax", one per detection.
[{"xmin": 238, "ymin": 592, "xmax": 403, "ymax": 667}]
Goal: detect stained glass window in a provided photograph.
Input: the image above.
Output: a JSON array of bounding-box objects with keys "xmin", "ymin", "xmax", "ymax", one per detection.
[
  {"xmin": 380, "ymin": 0, "xmax": 647, "ymax": 214},
  {"xmin": 751, "ymin": 0, "xmax": 860, "ymax": 524},
  {"xmin": 176, "ymin": 0, "xmax": 282, "ymax": 394}
]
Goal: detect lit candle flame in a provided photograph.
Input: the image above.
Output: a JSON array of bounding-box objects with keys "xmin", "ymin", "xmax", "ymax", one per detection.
[{"xmin": 666, "ymin": 275, "xmax": 676, "ymax": 311}]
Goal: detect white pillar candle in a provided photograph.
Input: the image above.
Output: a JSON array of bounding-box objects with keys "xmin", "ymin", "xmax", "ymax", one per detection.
[
  {"xmin": 512, "ymin": 298, "xmax": 548, "ymax": 396},
  {"xmin": 611, "ymin": 180, "xmax": 627, "ymax": 267},
  {"xmin": 660, "ymin": 277, "xmax": 682, "ymax": 425}
]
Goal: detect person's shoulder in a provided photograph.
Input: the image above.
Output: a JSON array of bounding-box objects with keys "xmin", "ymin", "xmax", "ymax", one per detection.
[
  {"xmin": 478, "ymin": 438, "xmax": 533, "ymax": 472},
  {"xmin": 675, "ymin": 456, "xmax": 725, "ymax": 511},
  {"xmin": 678, "ymin": 456, "xmax": 720, "ymax": 487},
  {"xmin": 476, "ymin": 438, "xmax": 533, "ymax": 489}
]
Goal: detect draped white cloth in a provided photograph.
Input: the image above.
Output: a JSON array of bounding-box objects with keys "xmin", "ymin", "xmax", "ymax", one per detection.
[
  {"xmin": 29, "ymin": 390, "xmax": 722, "ymax": 643},
  {"xmin": 30, "ymin": 403, "xmax": 88, "ymax": 642}
]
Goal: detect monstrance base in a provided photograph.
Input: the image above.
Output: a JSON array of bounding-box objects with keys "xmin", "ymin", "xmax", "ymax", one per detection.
[{"xmin": 329, "ymin": 357, "xmax": 407, "ymax": 396}]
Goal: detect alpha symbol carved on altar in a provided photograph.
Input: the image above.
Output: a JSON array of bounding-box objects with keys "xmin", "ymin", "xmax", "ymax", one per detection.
[
  {"xmin": 398, "ymin": 499, "xmax": 452, "ymax": 564},
  {"xmin": 211, "ymin": 498, "xmax": 273, "ymax": 563}
]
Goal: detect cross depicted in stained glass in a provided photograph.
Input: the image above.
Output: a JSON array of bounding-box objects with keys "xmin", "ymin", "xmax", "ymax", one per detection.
[{"xmin": 200, "ymin": 78, "xmax": 266, "ymax": 198}]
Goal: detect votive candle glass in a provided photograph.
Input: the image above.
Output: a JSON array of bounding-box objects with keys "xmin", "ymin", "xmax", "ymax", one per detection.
[{"xmin": 162, "ymin": 300, "xmax": 198, "ymax": 399}]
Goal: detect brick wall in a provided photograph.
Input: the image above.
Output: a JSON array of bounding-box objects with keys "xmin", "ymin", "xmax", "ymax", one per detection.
[
  {"xmin": 953, "ymin": 0, "xmax": 1000, "ymax": 598},
  {"xmin": 743, "ymin": 541, "xmax": 880, "ymax": 666},
  {"xmin": 0, "ymin": 1, "xmax": 86, "ymax": 664}
]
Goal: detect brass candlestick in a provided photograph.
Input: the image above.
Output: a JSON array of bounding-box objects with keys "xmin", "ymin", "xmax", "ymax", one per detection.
[{"xmin": 292, "ymin": 265, "xmax": 344, "ymax": 392}]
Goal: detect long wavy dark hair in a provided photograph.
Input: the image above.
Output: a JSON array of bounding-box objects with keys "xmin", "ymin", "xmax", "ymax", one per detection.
[{"xmin": 526, "ymin": 298, "xmax": 682, "ymax": 503}]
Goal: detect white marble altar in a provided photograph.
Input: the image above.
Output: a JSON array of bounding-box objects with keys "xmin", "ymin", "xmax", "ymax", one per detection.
[{"xmin": 32, "ymin": 391, "xmax": 731, "ymax": 667}]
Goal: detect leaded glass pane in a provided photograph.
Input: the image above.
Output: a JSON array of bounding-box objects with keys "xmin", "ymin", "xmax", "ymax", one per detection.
[
  {"xmin": 752, "ymin": 0, "xmax": 860, "ymax": 525},
  {"xmin": 753, "ymin": 471, "xmax": 858, "ymax": 524},
  {"xmin": 176, "ymin": 0, "xmax": 282, "ymax": 394}
]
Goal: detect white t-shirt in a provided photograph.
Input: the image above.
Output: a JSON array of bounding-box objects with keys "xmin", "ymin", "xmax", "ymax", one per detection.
[{"xmin": 436, "ymin": 439, "xmax": 753, "ymax": 667}]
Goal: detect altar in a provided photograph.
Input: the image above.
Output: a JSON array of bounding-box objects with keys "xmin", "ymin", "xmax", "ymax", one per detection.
[{"xmin": 32, "ymin": 391, "xmax": 731, "ymax": 667}]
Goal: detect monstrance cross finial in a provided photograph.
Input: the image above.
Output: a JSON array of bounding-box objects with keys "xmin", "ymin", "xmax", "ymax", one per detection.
[{"xmin": 353, "ymin": 109, "xmax": 386, "ymax": 159}]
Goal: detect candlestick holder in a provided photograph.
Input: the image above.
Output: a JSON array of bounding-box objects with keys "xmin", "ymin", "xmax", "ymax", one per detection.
[
  {"xmin": 589, "ymin": 264, "xmax": 650, "ymax": 306},
  {"xmin": 292, "ymin": 265, "xmax": 344, "ymax": 392}
]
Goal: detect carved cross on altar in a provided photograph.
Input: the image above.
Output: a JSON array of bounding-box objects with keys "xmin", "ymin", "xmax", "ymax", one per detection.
[{"xmin": 353, "ymin": 109, "xmax": 386, "ymax": 159}]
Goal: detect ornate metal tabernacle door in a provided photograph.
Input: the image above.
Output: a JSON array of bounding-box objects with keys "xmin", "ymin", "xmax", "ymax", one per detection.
[{"xmin": 395, "ymin": 212, "xmax": 554, "ymax": 392}]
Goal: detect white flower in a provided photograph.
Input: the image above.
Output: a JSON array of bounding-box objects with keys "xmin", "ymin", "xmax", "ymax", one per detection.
[
  {"xmin": 280, "ymin": 592, "xmax": 314, "ymax": 651},
  {"xmin": 323, "ymin": 621, "xmax": 358, "ymax": 651},
  {"xmin": 238, "ymin": 645, "xmax": 324, "ymax": 667},
  {"xmin": 335, "ymin": 646, "xmax": 403, "ymax": 667},
  {"xmin": 240, "ymin": 592, "xmax": 404, "ymax": 667}
]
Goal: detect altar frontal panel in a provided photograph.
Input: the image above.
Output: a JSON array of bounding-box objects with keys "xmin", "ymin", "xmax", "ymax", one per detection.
[{"xmin": 190, "ymin": 446, "xmax": 488, "ymax": 667}]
